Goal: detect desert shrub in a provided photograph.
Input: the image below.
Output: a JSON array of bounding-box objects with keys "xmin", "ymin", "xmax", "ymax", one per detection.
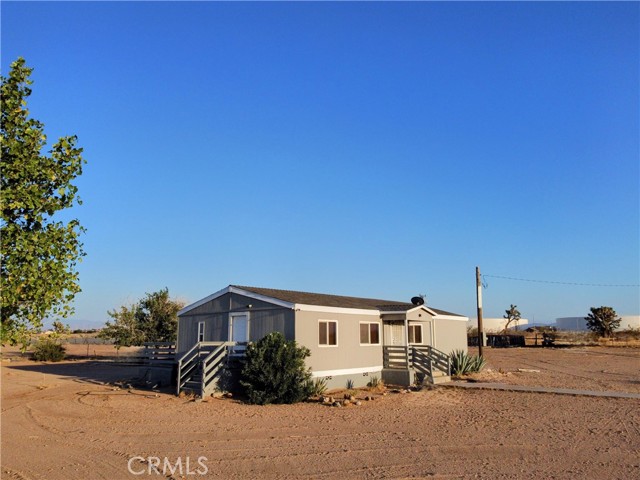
[
  {"xmin": 307, "ymin": 377, "xmax": 328, "ymax": 397},
  {"xmin": 31, "ymin": 337, "xmax": 66, "ymax": 362},
  {"xmin": 450, "ymin": 350, "xmax": 486, "ymax": 376},
  {"xmin": 367, "ymin": 376, "xmax": 382, "ymax": 388},
  {"xmin": 240, "ymin": 332, "xmax": 313, "ymax": 405}
]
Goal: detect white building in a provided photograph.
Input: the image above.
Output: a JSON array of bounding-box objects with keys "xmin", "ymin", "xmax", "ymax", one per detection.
[
  {"xmin": 468, "ymin": 317, "xmax": 529, "ymax": 332},
  {"xmin": 555, "ymin": 315, "xmax": 640, "ymax": 331}
]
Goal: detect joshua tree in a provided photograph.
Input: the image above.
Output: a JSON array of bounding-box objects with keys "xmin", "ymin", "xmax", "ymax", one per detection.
[
  {"xmin": 503, "ymin": 304, "xmax": 521, "ymax": 333},
  {"xmin": 585, "ymin": 306, "xmax": 621, "ymax": 338}
]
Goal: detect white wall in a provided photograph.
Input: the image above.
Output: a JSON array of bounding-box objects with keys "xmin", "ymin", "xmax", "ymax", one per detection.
[
  {"xmin": 555, "ymin": 315, "xmax": 640, "ymax": 331},
  {"xmin": 468, "ymin": 317, "xmax": 529, "ymax": 332}
]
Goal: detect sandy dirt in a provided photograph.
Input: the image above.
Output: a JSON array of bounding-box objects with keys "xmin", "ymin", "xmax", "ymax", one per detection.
[{"xmin": 2, "ymin": 347, "xmax": 639, "ymax": 479}]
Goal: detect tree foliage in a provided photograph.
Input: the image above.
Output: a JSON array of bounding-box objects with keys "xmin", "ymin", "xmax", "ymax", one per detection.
[
  {"xmin": 1, "ymin": 57, "xmax": 86, "ymax": 345},
  {"xmin": 585, "ymin": 306, "xmax": 621, "ymax": 338},
  {"xmin": 502, "ymin": 304, "xmax": 521, "ymax": 333},
  {"xmin": 240, "ymin": 332, "xmax": 313, "ymax": 405},
  {"xmin": 98, "ymin": 288, "xmax": 183, "ymax": 348}
]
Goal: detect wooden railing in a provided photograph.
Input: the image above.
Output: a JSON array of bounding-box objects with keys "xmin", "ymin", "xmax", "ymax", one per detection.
[
  {"xmin": 143, "ymin": 342, "xmax": 176, "ymax": 366},
  {"xmin": 412, "ymin": 345, "xmax": 450, "ymax": 383},
  {"xmin": 383, "ymin": 346, "xmax": 410, "ymax": 369},
  {"xmin": 176, "ymin": 341, "xmax": 236, "ymax": 396},
  {"xmin": 383, "ymin": 345, "xmax": 451, "ymax": 384},
  {"xmin": 200, "ymin": 342, "xmax": 235, "ymax": 397}
]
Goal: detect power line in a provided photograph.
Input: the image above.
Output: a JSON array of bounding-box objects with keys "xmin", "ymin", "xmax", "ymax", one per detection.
[{"xmin": 482, "ymin": 274, "xmax": 639, "ymax": 288}]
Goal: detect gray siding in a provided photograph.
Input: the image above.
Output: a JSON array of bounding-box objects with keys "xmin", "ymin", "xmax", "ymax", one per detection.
[
  {"xmin": 186, "ymin": 292, "xmax": 279, "ymax": 316},
  {"xmin": 295, "ymin": 310, "xmax": 382, "ymax": 383},
  {"xmin": 249, "ymin": 309, "xmax": 294, "ymax": 342},
  {"xmin": 433, "ymin": 318, "xmax": 468, "ymax": 354},
  {"xmin": 177, "ymin": 292, "xmax": 294, "ymax": 354}
]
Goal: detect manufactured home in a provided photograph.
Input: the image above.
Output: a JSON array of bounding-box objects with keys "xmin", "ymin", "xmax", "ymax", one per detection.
[{"xmin": 176, "ymin": 285, "xmax": 468, "ymax": 396}]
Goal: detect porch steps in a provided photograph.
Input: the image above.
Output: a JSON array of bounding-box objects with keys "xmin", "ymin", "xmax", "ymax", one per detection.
[{"xmin": 431, "ymin": 370, "xmax": 451, "ymax": 385}]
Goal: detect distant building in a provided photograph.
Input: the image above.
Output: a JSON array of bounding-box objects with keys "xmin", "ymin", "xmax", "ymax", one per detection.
[
  {"xmin": 468, "ymin": 317, "xmax": 529, "ymax": 332},
  {"xmin": 555, "ymin": 315, "xmax": 640, "ymax": 331}
]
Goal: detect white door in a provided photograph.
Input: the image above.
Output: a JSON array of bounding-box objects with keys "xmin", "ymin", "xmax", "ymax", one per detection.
[
  {"xmin": 384, "ymin": 321, "xmax": 405, "ymax": 346},
  {"xmin": 230, "ymin": 314, "xmax": 249, "ymax": 354}
]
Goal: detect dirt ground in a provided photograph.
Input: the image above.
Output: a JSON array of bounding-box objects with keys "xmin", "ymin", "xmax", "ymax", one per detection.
[{"xmin": 2, "ymin": 346, "xmax": 639, "ymax": 479}]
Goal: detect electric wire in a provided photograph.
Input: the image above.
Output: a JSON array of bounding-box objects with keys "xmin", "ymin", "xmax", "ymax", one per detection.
[{"xmin": 482, "ymin": 274, "xmax": 639, "ymax": 288}]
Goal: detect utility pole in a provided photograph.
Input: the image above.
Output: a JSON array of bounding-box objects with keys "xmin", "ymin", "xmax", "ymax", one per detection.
[{"xmin": 476, "ymin": 266, "xmax": 484, "ymax": 357}]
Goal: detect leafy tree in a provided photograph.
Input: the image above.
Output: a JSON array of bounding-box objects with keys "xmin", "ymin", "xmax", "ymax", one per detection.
[
  {"xmin": 51, "ymin": 320, "xmax": 71, "ymax": 337},
  {"xmin": 136, "ymin": 288, "xmax": 183, "ymax": 343},
  {"xmin": 585, "ymin": 306, "xmax": 621, "ymax": 338},
  {"xmin": 240, "ymin": 332, "xmax": 313, "ymax": 405},
  {"xmin": 1, "ymin": 57, "xmax": 86, "ymax": 345},
  {"xmin": 98, "ymin": 288, "xmax": 183, "ymax": 348},
  {"xmin": 502, "ymin": 304, "xmax": 521, "ymax": 332},
  {"xmin": 98, "ymin": 304, "xmax": 144, "ymax": 350}
]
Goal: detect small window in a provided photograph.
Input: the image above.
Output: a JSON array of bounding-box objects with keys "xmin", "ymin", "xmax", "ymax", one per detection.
[
  {"xmin": 408, "ymin": 324, "xmax": 423, "ymax": 344},
  {"xmin": 197, "ymin": 321, "xmax": 205, "ymax": 342},
  {"xmin": 319, "ymin": 321, "xmax": 337, "ymax": 346},
  {"xmin": 360, "ymin": 322, "xmax": 380, "ymax": 345}
]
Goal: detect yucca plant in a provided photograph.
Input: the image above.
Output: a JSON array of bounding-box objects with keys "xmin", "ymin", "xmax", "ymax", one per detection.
[
  {"xmin": 450, "ymin": 350, "xmax": 486, "ymax": 376},
  {"xmin": 367, "ymin": 376, "xmax": 381, "ymax": 388},
  {"xmin": 307, "ymin": 377, "xmax": 328, "ymax": 397}
]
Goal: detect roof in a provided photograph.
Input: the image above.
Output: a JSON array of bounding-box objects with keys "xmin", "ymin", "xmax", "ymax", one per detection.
[{"xmin": 232, "ymin": 285, "xmax": 465, "ymax": 317}]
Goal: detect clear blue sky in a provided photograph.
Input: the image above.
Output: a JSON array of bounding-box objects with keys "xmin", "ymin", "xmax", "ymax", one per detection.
[{"xmin": 2, "ymin": 2, "xmax": 638, "ymax": 328}]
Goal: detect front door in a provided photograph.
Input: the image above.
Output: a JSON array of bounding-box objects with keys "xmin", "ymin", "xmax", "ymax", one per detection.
[
  {"xmin": 384, "ymin": 321, "xmax": 406, "ymax": 346},
  {"xmin": 230, "ymin": 314, "xmax": 249, "ymax": 354}
]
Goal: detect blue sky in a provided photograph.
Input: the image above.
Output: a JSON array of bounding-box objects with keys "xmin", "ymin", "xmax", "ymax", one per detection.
[{"xmin": 2, "ymin": 2, "xmax": 638, "ymax": 328}]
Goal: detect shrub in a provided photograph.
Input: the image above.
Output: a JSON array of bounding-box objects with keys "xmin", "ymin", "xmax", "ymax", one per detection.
[
  {"xmin": 450, "ymin": 350, "xmax": 486, "ymax": 376},
  {"xmin": 307, "ymin": 377, "xmax": 328, "ymax": 397},
  {"xmin": 367, "ymin": 376, "xmax": 382, "ymax": 388},
  {"xmin": 585, "ymin": 306, "xmax": 621, "ymax": 338},
  {"xmin": 240, "ymin": 332, "xmax": 313, "ymax": 405},
  {"xmin": 32, "ymin": 337, "xmax": 66, "ymax": 362}
]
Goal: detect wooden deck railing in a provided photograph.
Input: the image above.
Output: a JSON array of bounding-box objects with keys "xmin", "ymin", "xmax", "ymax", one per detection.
[
  {"xmin": 142, "ymin": 342, "xmax": 176, "ymax": 366},
  {"xmin": 176, "ymin": 341, "xmax": 237, "ymax": 397},
  {"xmin": 383, "ymin": 346, "xmax": 410, "ymax": 369},
  {"xmin": 383, "ymin": 345, "xmax": 451, "ymax": 384}
]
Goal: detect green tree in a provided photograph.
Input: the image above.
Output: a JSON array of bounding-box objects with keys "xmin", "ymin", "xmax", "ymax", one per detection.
[
  {"xmin": 1, "ymin": 58, "xmax": 86, "ymax": 345},
  {"xmin": 98, "ymin": 304, "xmax": 144, "ymax": 350},
  {"xmin": 240, "ymin": 332, "xmax": 313, "ymax": 405},
  {"xmin": 98, "ymin": 288, "xmax": 183, "ymax": 347},
  {"xmin": 502, "ymin": 304, "xmax": 521, "ymax": 333},
  {"xmin": 136, "ymin": 288, "xmax": 183, "ymax": 343},
  {"xmin": 585, "ymin": 306, "xmax": 621, "ymax": 338}
]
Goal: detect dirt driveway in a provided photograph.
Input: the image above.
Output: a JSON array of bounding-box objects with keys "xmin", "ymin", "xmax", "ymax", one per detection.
[{"xmin": 2, "ymin": 347, "xmax": 639, "ymax": 479}]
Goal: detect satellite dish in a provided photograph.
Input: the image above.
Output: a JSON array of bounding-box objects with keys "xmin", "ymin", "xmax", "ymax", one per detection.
[{"xmin": 411, "ymin": 296, "xmax": 425, "ymax": 306}]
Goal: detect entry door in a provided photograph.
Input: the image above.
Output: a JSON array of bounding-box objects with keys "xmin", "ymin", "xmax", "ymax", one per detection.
[
  {"xmin": 230, "ymin": 314, "xmax": 249, "ymax": 354},
  {"xmin": 384, "ymin": 321, "xmax": 406, "ymax": 346}
]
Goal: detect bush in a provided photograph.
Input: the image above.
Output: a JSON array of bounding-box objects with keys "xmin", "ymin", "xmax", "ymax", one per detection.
[
  {"xmin": 240, "ymin": 332, "xmax": 313, "ymax": 405},
  {"xmin": 307, "ymin": 377, "xmax": 328, "ymax": 397},
  {"xmin": 585, "ymin": 306, "xmax": 621, "ymax": 338},
  {"xmin": 450, "ymin": 350, "xmax": 486, "ymax": 376},
  {"xmin": 32, "ymin": 337, "xmax": 66, "ymax": 362}
]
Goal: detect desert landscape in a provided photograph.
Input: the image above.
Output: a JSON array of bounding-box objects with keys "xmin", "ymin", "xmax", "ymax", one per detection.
[{"xmin": 2, "ymin": 345, "xmax": 639, "ymax": 479}]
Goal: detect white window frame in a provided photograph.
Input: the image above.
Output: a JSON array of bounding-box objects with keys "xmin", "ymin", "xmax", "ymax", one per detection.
[
  {"xmin": 197, "ymin": 321, "xmax": 205, "ymax": 342},
  {"xmin": 359, "ymin": 321, "xmax": 381, "ymax": 346},
  {"xmin": 318, "ymin": 319, "xmax": 338, "ymax": 347},
  {"xmin": 408, "ymin": 323, "xmax": 423, "ymax": 345}
]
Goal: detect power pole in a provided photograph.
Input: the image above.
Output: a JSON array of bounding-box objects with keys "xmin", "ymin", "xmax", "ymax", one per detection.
[{"xmin": 476, "ymin": 266, "xmax": 484, "ymax": 357}]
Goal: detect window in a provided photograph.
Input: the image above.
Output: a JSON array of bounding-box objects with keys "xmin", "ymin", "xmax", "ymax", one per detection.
[
  {"xmin": 408, "ymin": 324, "xmax": 423, "ymax": 344},
  {"xmin": 319, "ymin": 320, "xmax": 337, "ymax": 346},
  {"xmin": 360, "ymin": 322, "xmax": 380, "ymax": 345},
  {"xmin": 197, "ymin": 321, "xmax": 205, "ymax": 342}
]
